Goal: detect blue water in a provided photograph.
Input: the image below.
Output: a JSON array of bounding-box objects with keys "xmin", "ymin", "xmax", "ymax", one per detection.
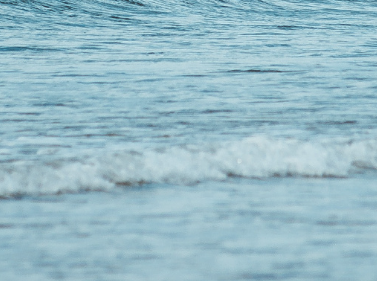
[{"xmin": 1, "ymin": 0, "xmax": 377, "ymax": 279}]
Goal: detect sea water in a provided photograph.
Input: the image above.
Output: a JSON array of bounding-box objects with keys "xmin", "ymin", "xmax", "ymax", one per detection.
[{"xmin": 1, "ymin": 0, "xmax": 377, "ymax": 279}]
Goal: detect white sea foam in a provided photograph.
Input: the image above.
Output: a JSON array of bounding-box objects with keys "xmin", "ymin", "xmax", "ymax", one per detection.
[{"xmin": 1, "ymin": 136, "xmax": 377, "ymax": 197}]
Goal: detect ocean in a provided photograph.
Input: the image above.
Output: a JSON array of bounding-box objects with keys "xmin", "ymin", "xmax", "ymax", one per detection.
[{"xmin": 1, "ymin": 0, "xmax": 377, "ymax": 279}]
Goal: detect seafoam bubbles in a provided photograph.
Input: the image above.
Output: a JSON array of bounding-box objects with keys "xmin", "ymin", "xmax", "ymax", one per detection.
[
  {"xmin": 1, "ymin": 135, "xmax": 377, "ymax": 198},
  {"xmin": 0, "ymin": 159, "xmax": 114, "ymax": 198}
]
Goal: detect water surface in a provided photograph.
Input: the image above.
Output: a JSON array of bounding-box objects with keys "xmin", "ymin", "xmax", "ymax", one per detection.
[{"xmin": 1, "ymin": 0, "xmax": 377, "ymax": 279}]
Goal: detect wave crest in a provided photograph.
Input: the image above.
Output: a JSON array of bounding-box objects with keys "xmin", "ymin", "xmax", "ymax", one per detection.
[{"xmin": 1, "ymin": 136, "xmax": 377, "ymax": 197}]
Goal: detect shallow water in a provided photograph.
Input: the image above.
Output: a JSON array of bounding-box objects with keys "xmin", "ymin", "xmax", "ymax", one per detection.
[
  {"xmin": 2, "ymin": 178, "xmax": 377, "ymax": 280},
  {"xmin": 1, "ymin": 0, "xmax": 377, "ymax": 279}
]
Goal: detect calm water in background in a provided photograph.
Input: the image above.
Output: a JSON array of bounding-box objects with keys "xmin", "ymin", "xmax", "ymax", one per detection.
[{"xmin": 1, "ymin": 0, "xmax": 377, "ymax": 279}]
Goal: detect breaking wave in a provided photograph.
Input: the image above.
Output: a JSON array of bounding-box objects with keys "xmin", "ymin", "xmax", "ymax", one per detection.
[{"xmin": 1, "ymin": 135, "xmax": 377, "ymax": 198}]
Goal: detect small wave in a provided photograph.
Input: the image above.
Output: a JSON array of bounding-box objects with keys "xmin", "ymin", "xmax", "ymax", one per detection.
[
  {"xmin": 1, "ymin": 136, "xmax": 377, "ymax": 198},
  {"xmin": 2, "ymin": 0, "xmax": 374, "ymax": 30}
]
